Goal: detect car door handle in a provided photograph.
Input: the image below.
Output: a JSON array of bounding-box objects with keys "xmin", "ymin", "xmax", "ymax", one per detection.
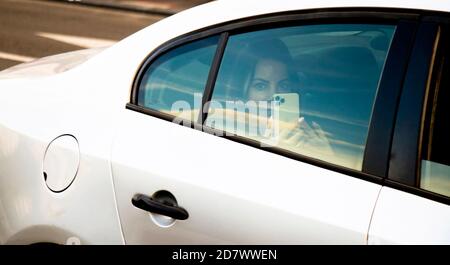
[{"xmin": 131, "ymin": 192, "xmax": 189, "ymax": 220}]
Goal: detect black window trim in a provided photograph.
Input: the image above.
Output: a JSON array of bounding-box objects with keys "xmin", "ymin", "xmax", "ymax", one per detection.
[
  {"xmin": 127, "ymin": 8, "xmax": 449, "ymax": 205},
  {"xmin": 362, "ymin": 20, "xmax": 418, "ymax": 177},
  {"xmin": 388, "ymin": 17, "xmax": 450, "ymax": 205},
  {"xmin": 198, "ymin": 32, "xmax": 229, "ymax": 125},
  {"xmin": 388, "ymin": 21, "xmax": 439, "ymax": 186}
]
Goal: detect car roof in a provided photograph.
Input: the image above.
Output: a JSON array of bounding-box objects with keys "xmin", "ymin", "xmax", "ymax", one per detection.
[
  {"xmin": 211, "ymin": 0, "xmax": 450, "ymax": 14},
  {"xmin": 145, "ymin": 0, "xmax": 449, "ymax": 45},
  {"xmin": 129, "ymin": 0, "xmax": 449, "ymax": 53}
]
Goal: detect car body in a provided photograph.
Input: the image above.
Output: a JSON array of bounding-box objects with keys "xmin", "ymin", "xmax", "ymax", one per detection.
[{"xmin": 0, "ymin": 0, "xmax": 449, "ymax": 244}]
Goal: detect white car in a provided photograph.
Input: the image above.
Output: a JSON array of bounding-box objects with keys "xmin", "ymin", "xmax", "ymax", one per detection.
[{"xmin": 0, "ymin": 0, "xmax": 449, "ymax": 245}]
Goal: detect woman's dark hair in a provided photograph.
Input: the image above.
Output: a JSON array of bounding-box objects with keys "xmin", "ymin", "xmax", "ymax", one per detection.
[
  {"xmin": 245, "ymin": 38, "xmax": 295, "ymax": 66},
  {"xmin": 219, "ymin": 37, "xmax": 300, "ymax": 100},
  {"xmin": 240, "ymin": 38, "xmax": 299, "ymax": 98}
]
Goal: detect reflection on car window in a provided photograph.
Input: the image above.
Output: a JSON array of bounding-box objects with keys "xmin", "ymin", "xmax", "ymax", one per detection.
[
  {"xmin": 138, "ymin": 36, "xmax": 219, "ymax": 121},
  {"xmin": 420, "ymin": 28, "xmax": 450, "ymax": 197},
  {"xmin": 206, "ymin": 24, "xmax": 396, "ymax": 170}
]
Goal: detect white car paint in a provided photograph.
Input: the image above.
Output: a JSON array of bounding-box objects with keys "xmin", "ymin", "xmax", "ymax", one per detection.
[
  {"xmin": 369, "ymin": 187, "xmax": 450, "ymax": 244},
  {"xmin": 112, "ymin": 110, "xmax": 381, "ymax": 244},
  {"xmin": 0, "ymin": 47, "xmax": 107, "ymax": 79},
  {"xmin": 0, "ymin": 0, "xmax": 448, "ymax": 244}
]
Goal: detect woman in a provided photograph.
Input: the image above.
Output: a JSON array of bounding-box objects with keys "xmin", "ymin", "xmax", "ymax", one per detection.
[{"xmin": 240, "ymin": 38, "xmax": 334, "ymax": 158}]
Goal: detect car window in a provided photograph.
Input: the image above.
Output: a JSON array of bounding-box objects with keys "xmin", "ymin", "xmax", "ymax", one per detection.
[
  {"xmin": 419, "ymin": 27, "xmax": 450, "ymax": 197},
  {"xmin": 205, "ymin": 24, "xmax": 396, "ymax": 170},
  {"xmin": 137, "ymin": 36, "xmax": 219, "ymax": 122}
]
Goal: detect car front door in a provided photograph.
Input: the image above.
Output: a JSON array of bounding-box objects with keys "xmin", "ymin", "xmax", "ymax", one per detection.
[{"xmin": 369, "ymin": 20, "xmax": 450, "ymax": 244}]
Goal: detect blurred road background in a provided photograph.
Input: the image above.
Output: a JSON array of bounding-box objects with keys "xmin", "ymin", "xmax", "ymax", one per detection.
[{"xmin": 0, "ymin": 0, "xmax": 210, "ymax": 70}]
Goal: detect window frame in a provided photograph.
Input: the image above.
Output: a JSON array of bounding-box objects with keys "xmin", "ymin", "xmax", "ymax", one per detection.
[
  {"xmin": 388, "ymin": 15, "xmax": 450, "ymax": 205},
  {"xmin": 127, "ymin": 8, "xmax": 430, "ymax": 194}
]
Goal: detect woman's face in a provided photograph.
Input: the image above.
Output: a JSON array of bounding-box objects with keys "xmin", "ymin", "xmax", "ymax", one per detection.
[{"xmin": 247, "ymin": 58, "xmax": 290, "ymax": 101}]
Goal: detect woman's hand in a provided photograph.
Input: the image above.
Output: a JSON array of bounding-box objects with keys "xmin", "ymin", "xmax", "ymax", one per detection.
[{"xmin": 268, "ymin": 117, "xmax": 334, "ymax": 157}]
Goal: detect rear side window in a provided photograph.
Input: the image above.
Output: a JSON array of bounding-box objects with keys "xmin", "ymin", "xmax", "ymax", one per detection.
[
  {"xmin": 137, "ymin": 36, "xmax": 219, "ymax": 121},
  {"xmin": 205, "ymin": 24, "xmax": 396, "ymax": 170}
]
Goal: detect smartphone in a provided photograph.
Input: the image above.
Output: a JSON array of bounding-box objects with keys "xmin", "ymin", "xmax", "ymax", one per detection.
[{"xmin": 272, "ymin": 93, "xmax": 300, "ymax": 126}]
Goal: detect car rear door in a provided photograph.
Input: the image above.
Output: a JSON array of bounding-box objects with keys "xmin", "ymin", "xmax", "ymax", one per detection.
[{"xmin": 111, "ymin": 11, "xmax": 416, "ymax": 244}]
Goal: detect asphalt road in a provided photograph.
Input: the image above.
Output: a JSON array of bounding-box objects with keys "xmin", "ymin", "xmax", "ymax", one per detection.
[{"xmin": 0, "ymin": 0, "xmax": 164, "ymax": 71}]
